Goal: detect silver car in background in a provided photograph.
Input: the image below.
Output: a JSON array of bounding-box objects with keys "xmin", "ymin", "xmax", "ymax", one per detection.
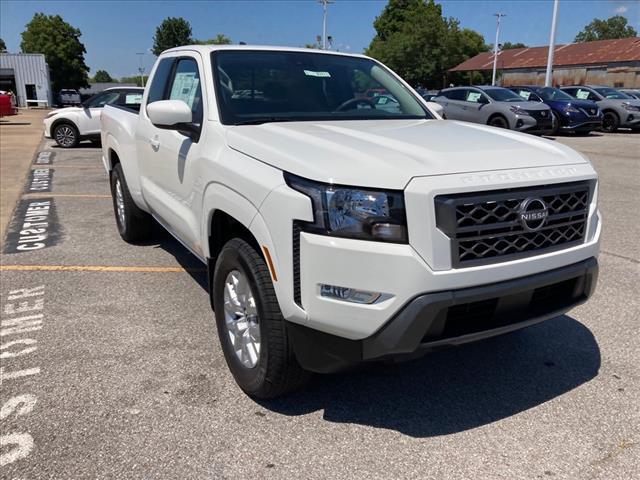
[
  {"xmin": 560, "ymin": 85, "xmax": 640, "ymax": 132},
  {"xmin": 433, "ymin": 86, "xmax": 554, "ymax": 135}
]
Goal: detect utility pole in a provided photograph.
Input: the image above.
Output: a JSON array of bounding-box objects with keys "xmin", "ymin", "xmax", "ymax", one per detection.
[
  {"xmin": 317, "ymin": 0, "xmax": 334, "ymax": 50},
  {"xmin": 491, "ymin": 13, "xmax": 506, "ymax": 86},
  {"xmin": 545, "ymin": 0, "xmax": 559, "ymax": 87}
]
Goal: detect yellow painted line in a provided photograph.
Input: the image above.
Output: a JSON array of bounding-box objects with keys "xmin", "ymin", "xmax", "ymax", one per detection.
[
  {"xmin": 21, "ymin": 193, "xmax": 111, "ymax": 199},
  {"xmin": 0, "ymin": 265, "xmax": 207, "ymax": 273}
]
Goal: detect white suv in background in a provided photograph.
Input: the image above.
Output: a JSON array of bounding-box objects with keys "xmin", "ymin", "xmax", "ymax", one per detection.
[
  {"xmin": 44, "ymin": 87, "xmax": 143, "ymax": 147},
  {"xmin": 101, "ymin": 46, "xmax": 600, "ymax": 398}
]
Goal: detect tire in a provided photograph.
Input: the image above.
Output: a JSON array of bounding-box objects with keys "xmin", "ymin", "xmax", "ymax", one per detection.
[
  {"xmin": 551, "ymin": 111, "xmax": 561, "ymax": 135},
  {"xmin": 212, "ymin": 238, "xmax": 310, "ymax": 398},
  {"xmin": 602, "ymin": 111, "xmax": 619, "ymax": 133},
  {"xmin": 488, "ymin": 115, "xmax": 509, "ymax": 129},
  {"xmin": 109, "ymin": 163, "xmax": 153, "ymax": 243},
  {"xmin": 53, "ymin": 122, "xmax": 79, "ymax": 148}
]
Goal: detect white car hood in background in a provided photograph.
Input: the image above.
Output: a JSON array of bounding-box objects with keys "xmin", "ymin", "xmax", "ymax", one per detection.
[
  {"xmin": 50, "ymin": 106, "xmax": 84, "ymax": 115},
  {"xmin": 226, "ymin": 119, "xmax": 588, "ymax": 189}
]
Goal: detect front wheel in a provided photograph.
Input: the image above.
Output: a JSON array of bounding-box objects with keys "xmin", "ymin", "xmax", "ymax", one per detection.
[
  {"xmin": 109, "ymin": 164, "xmax": 153, "ymax": 243},
  {"xmin": 53, "ymin": 123, "xmax": 79, "ymax": 148},
  {"xmin": 489, "ymin": 115, "xmax": 509, "ymax": 129},
  {"xmin": 212, "ymin": 238, "xmax": 310, "ymax": 398},
  {"xmin": 602, "ymin": 111, "xmax": 619, "ymax": 133}
]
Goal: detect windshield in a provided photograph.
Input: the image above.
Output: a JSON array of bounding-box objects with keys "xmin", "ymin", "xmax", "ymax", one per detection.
[
  {"xmin": 484, "ymin": 87, "xmax": 523, "ymax": 102},
  {"xmin": 212, "ymin": 50, "xmax": 430, "ymax": 125},
  {"xmin": 594, "ymin": 87, "xmax": 631, "ymax": 100},
  {"xmin": 536, "ymin": 87, "xmax": 574, "ymax": 101}
]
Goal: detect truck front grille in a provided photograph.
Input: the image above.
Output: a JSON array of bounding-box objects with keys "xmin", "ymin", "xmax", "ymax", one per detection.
[{"xmin": 435, "ymin": 181, "xmax": 592, "ymax": 267}]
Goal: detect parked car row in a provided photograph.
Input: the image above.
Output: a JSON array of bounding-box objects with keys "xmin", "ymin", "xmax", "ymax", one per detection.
[{"xmin": 430, "ymin": 84, "xmax": 640, "ymax": 135}]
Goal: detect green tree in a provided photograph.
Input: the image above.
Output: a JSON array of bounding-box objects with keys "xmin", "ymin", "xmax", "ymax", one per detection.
[
  {"xmin": 0, "ymin": 38, "xmax": 7, "ymax": 52},
  {"xmin": 193, "ymin": 34, "xmax": 232, "ymax": 45},
  {"xmin": 501, "ymin": 41, "xmax": 527, "ymax": 50},
  {"xmin": 575, "ymin": 15, "xmax": 637, "ymax": 42},
  {"xmin": 93, "ymin": 70, "xmax": 114, "ymax": 83},
  {"xmin": 20, "ymin": 13, "xmax": 90, "ymax": 91},
  {"xmin": 119, "ymin": 75, "xmax": 149, "ymax": 87},
  {"xmin": 152, "ymin": 17, "xmax": 193, "ymax": 55},
  {"xmin": 366, "ymin": 0, "xmax": 487, "ymax": 88}
]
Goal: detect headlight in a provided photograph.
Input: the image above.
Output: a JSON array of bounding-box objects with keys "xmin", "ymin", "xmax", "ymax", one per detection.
[
  {"xmin": 622, "ymin": 103, "xmax": 640, "ymax": 112},
  {"xmin": 285, "ymin": 173, "xmax": 408, "ymax": 243},
  {"xmin": 509, "ymin": 106, "xmax": 529, "ymax": 115},
  {"xmin": 563, "ymin": 104, "xmax": 580, "ymax": 113}
]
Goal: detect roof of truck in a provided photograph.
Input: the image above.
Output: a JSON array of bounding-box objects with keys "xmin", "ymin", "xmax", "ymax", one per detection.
[{"xmin": 162, "ymin": 44, "xmax": 368, "ymax": 59}]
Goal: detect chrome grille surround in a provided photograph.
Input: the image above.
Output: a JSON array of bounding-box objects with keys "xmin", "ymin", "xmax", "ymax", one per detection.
[{"xmin": 435, "ymin": 181, "xmax": 593, "ymax": 267}]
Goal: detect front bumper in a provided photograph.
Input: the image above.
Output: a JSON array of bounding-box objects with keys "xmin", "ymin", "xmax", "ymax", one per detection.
[
  {"xmin": 620, "ymin": 112, "xmax": 640, "ymax": 127},
  {"xmin": 289, "ymin": 257, "xmax": 598, "ymax": 373}
]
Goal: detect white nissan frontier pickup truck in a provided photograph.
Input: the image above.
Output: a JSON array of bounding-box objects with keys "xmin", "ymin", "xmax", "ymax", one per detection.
[{"xmin": 101, "ymin": 46, "xmax": 600, "ymax": 398}]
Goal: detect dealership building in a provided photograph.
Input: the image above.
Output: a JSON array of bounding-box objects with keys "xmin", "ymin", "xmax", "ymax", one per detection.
[
  {"xmin": 0, "ymin": 53, "xmax": 53, "ymax": 107},
  {"xmin": 450, "ymin": 37, "xmax": 640, "ymax": 88}
]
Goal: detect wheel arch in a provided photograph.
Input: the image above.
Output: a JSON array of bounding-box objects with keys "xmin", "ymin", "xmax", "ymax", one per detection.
[{"xmin": 51, "ymin": 118, "xmax": 79, "ymax": 135}]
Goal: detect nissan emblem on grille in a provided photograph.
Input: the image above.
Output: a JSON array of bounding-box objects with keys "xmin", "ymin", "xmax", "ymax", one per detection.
[{"xmin": 519, "ymin": 197, "xmax": 548, "ymax": 231}]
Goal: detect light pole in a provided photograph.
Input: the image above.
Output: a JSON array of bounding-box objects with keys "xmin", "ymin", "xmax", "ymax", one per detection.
[
  {"xmin": 317, "ymin": 0, "xmax": 334, "ymax": 50},
  {"xmin": 491, "ymin": 13, "xmax": 506, "ymax": 86},
  {"xmin": 545, "ymin": 0, "xmax": 559, "ymax": 87},
  {"xmin": 136, "ymin": 52, "xmax": 146, "ymax": 87}
]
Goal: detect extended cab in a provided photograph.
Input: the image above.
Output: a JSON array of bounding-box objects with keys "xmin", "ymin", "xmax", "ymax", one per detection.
[{"xmin": 101, "ymin": 46, "xmax": 601, "ymax": 398}]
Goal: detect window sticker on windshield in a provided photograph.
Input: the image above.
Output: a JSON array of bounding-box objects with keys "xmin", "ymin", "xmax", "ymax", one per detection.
[
  {"xmin": 170, "ymin": 72, "xmax": 199, "ymax": 107},
  {"xmin": 125, "ymin": 93, "xmax": 142, "ymax": 104},
  {"xmin": 467, "ymin": 92, "xmax": 481, "ymax": 102},
  {"xmin": 518, "ymin": 91, "xmax": 531, "ymax": 100},
  {"xmin": 576, "ymin": 90, "xmax": 590, "ymax": 100},
  {"xmin": 304, "ymin": 70, "xmax": 331, "ymax": 78}
]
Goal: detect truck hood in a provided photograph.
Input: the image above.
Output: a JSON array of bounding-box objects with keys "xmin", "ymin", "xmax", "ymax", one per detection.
[{"xmin": 226, "ymin": 119, "xmax": 588, "ymax": 189}]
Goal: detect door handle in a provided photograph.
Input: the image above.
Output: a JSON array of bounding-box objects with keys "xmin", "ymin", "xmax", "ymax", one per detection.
[{"xmin": 149, "ymin": 138, "xmax": 160, "ymax": 151}]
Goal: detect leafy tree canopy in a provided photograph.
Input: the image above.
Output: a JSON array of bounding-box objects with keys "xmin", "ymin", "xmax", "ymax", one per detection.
[
  {"xmin": 152, "ymin": 17, "xmax": 193, "ymax": 55},
  {"xmin": 366, "ymin": 0, "xmax": 487, "ymax": 88},
  {"xmin": 501, "ymin": 41, "xmax": 527, "ymax": 50},
  {"xmin": 0, "ymin": 38, "xmax": 7, "ymax": 52},
  {"xmin": 193, "ymin": 34, "xmax": 232, "ymax": 45},
  {"xmin": 93, "ymin": 70, "xmax": 114, "ymax": 83},
  {"xmin": 20, "ymin": 13, "xmax": 90, "ymax": 91},
  {"xmin": 574, "ymin": 15, "xmax": 637, "ymax": 42}
]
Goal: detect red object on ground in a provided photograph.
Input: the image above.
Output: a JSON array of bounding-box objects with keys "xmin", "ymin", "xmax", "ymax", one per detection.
[{"xmin": 0, "ymin": 93, "xmax": 18, "ymax": 117}]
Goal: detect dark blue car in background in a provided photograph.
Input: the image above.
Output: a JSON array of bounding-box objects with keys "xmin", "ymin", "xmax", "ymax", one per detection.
[{"xmin": 509, "ymin": 86, "xmax": 603, "ymax": 135}]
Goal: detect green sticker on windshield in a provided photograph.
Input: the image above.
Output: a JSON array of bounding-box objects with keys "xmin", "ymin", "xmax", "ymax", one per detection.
[
  {"xmin": 576, "ymin": 90, "xmax": 590, "ymax": 100},
  {"xmin": 304, "ymin": 70, "xmax": 331, "ymax": 78},
  {"xmin": 518, "ymin": 91, "xmax": 531, "ymax": 100}
]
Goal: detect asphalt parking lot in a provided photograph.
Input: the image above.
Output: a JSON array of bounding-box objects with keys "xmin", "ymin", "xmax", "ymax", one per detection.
[{"xmin": 1, "ymin": 128, "xmax": 638, "ymax": 479}]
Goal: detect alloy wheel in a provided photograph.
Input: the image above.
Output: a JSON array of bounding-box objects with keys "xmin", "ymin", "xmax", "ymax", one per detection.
[
  {"xmin": 223, "ymin": 270, "xmax": 261, "ymax": 368},
  {"xmin": 55, "ymin": 125, "xmax": 76, "ymax": 147},
  {"xmin": 115, "ymin": 178, "xmax": 126, "ymax": 228}
]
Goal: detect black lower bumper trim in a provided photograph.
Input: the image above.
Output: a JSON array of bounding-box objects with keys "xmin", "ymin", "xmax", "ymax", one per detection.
[{"xmin": 288, "ymin": 257, "xmax": 598, "ymax": 373}]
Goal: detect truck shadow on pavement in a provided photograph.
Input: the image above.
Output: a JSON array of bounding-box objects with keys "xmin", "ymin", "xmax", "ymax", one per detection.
[{"xmin": 260, "ymin": 316, "xmax": 600, "ymax": 438}]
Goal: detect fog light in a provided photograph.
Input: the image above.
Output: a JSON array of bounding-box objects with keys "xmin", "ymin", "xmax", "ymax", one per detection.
[
  {"xmin": 320, "ymin": 284, "xmax": 381, "ymax": 304},
  {"xmin": 371, "ymin": 223, "xmax": 407, "ymax": 242},
  {"xmin": 516, "ymin": 119, "xmax": 524, "ymax": 128}
]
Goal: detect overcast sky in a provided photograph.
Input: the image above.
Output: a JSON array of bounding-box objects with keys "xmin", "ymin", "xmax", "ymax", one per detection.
[{"xmin": 1, "ymin": 0, "xmax": 638, "ymax": 78}]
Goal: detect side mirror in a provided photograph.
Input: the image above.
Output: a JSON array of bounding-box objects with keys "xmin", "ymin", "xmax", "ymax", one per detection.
[
  {"xmin": 425, "ymin": 101, "xmax": 444, "ymax": 118},
  {"xmin": 147, "ymin": 100, "xmax": 199, "ymax": 139}
]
